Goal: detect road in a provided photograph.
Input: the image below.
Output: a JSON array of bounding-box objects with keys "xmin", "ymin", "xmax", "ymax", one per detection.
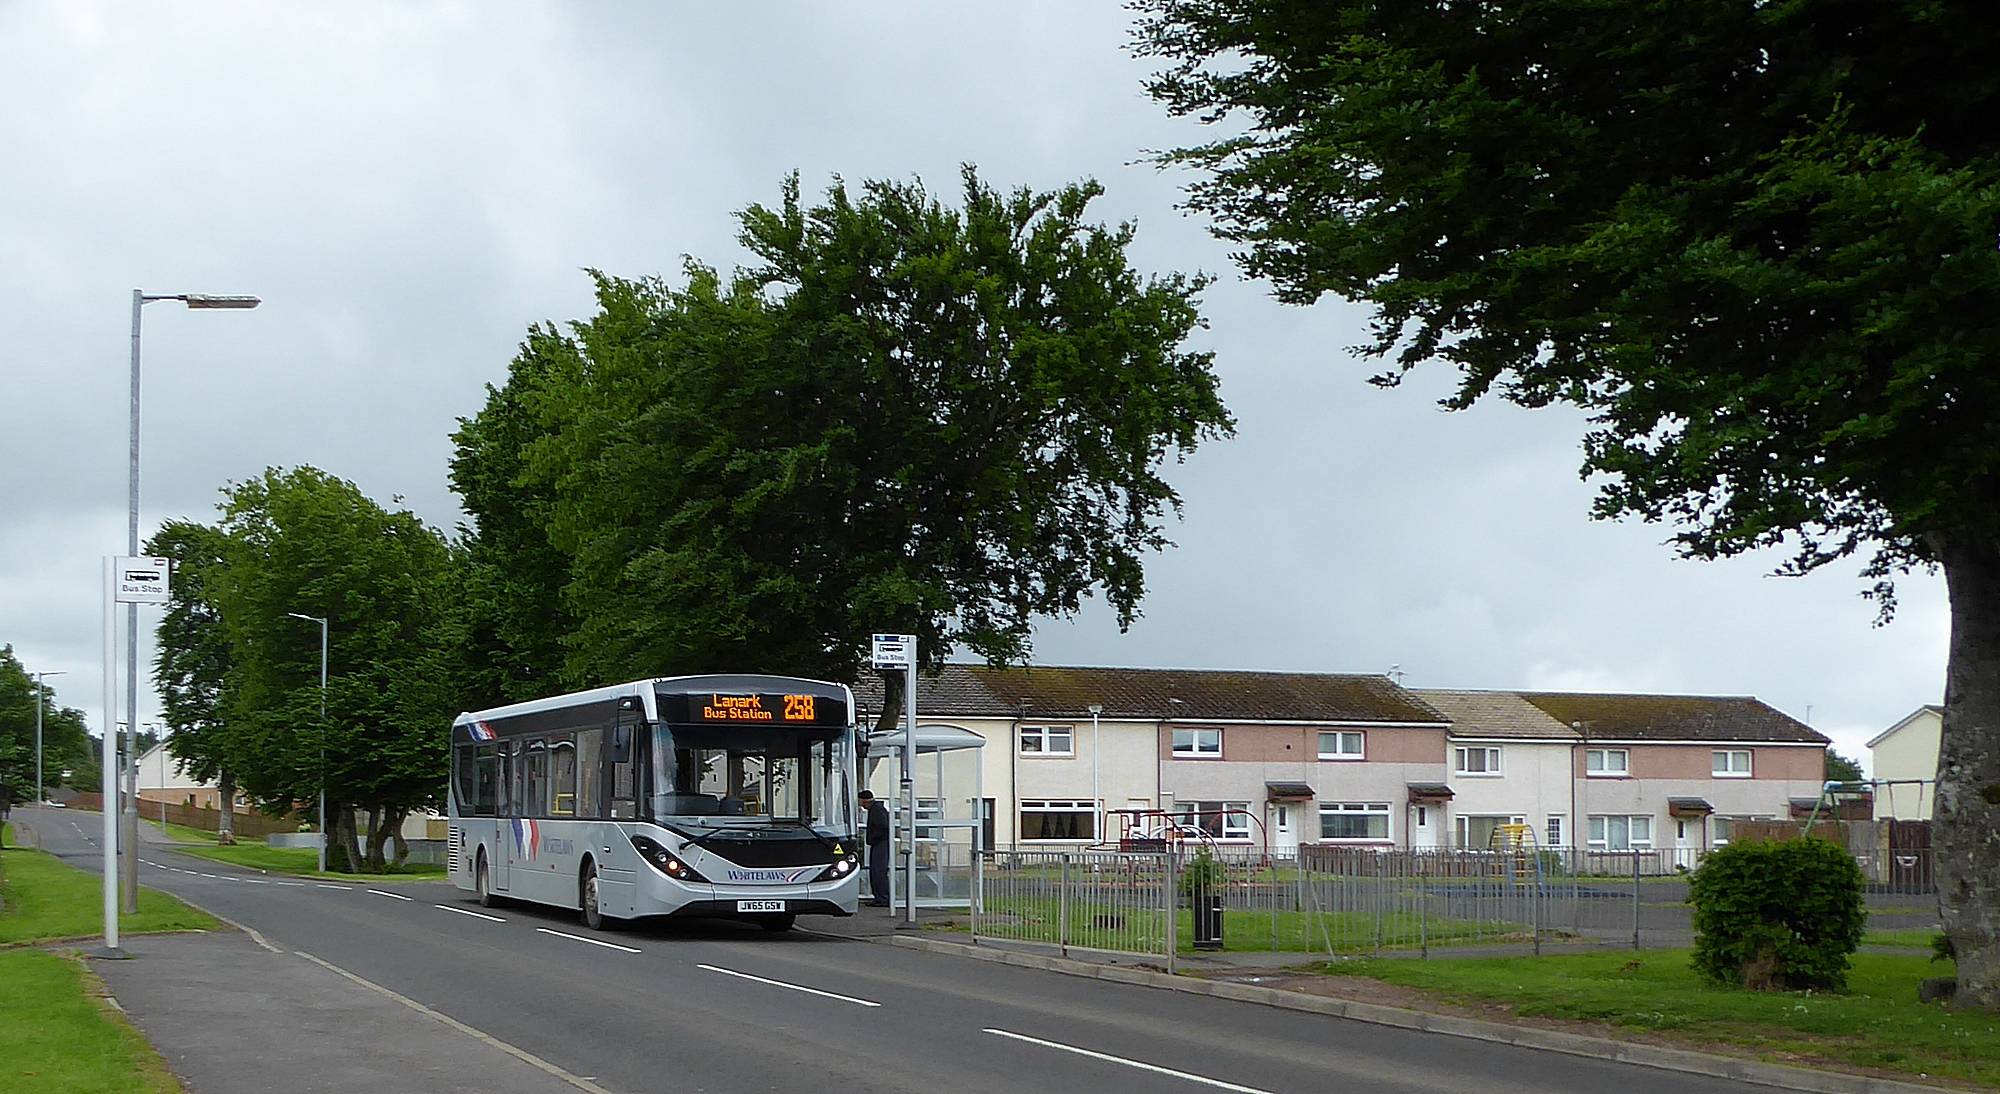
[{"xmin": 19, "ymin": 807, "xmax": 1773, "ymax": 1094}]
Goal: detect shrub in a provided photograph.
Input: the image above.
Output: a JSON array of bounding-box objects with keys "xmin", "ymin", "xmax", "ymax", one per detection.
[
  {"xmin": 1688, "ymin": 836, "xmax": 1866, "ymax": 991},
  {"xmin": 1179, "ymin": 847, "xmax": 1225, "ymax": 898}
]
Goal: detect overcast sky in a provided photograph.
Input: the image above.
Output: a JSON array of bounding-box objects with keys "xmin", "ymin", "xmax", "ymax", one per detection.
[{"xmin": 0, "ymin": 3, "xmax": 1945, "ymax": 768}]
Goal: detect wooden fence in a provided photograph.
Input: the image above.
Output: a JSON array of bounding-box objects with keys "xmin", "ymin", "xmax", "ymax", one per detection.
[{"xmin": 67, "ymin": 793, "xmax": 307, "ymax": 840}]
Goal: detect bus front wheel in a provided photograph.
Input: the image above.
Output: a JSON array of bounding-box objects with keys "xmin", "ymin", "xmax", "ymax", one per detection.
[{"xmin": 581, "ymin": 863, "xmax": 617, "ymax": 931}]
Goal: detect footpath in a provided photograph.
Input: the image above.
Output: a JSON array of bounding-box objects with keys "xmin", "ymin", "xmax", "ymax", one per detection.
[{"xmin": 10, "ymin": 809, "xmax": 590, "ymax": 1094}]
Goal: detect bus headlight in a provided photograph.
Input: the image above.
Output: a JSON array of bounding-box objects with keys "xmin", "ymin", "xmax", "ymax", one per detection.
[
  {"xmin": 816, "ymin": 856, "xmax": 858, "ymax": 882},
  {"xmin": 631, "ymin": 835, "xmax": 709, "ymax": 883}
]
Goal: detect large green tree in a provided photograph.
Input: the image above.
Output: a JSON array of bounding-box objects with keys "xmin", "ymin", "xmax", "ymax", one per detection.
[
  {"xmin": 0, "ymin": 645, "xmax": 94, "ymax": 804},
  {"xmin": 1136, "ymin": 0, "xmax": 2000, "ymax": 1004},
  {"xmin": 455, "ymin": 169, "xmax": 1232, "ymax": 724},
  {"xmin": 147, "ymin": 520, "xmax": 241, "ymax": 840},
  {"xmin": 211, "ymin": 467, "xmax": 457, "ymax": 870}
]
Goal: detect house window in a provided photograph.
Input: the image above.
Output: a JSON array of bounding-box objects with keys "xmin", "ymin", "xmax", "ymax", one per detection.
[
  {"xmin": 1585, "ymin": 748, "xmax": 1629, "ymax": 776},
  {"xmin": 1317, "ymin": 731, "xmax": 1364, "ymax": 760},
  {"xmin": 1711, "ymin": 749, "xmax": 1752, "ymax": 777},
  {"xmin": 1019, "ymin": 800, "xmax": 1097, "ymax": 841},
  {"xmin": 1019, "ymin": 725, "xmax": 1074, "ymax": 756},
  {"xmin": 1544, "ymin": 815, "xmax": 1565, "ymax": 847},
  {"xmin": 1319, "ymin": 802, "xmax": 1391, "ymax": 842},
  {"xmin": 1455, "ymin": 814, "xmax": 1525, "ymax": 849},
  {"xmin": 1172, "ymin": 727, "xmax": 1222, "ymax": 758},
  {"xmin": 1175, "ymin": 801, "xmax": 1251, "ymax": 841},
  {"xmin": 1454, "ymin": 745, "xmax": 1503, "ymax": 776},
  {"xmin": 1588, "ymin": 815, "xmax": 1653, "ymax": 850}
]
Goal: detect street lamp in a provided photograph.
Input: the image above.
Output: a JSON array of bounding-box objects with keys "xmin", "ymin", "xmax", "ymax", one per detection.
[
  {"xmin": 125, "ymin": 288, "xmax": 260, "ymax": 909},
  {"xmin": 34, "ymin": 670, "xmax": 65, "ymax": 805},
  {"xmin": 287, "ymin": 612, "xmax": 328, "ymax": 872}
]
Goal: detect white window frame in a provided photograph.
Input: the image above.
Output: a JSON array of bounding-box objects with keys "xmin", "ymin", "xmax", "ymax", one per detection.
[
  {"xmin": 1019, "ymin": 724, "xmax": 1074, "ymax": 757},
  {"xmin": 1453, "ymin": 813, "xmax": 1525, "ymax": 849},
  {"xmin": 1018, "ymin": 799, "xmax": 1097, "ymax": 842},
  {"xmin": 1587, "ymin": 814, "xmax": 1654, "ymax": 850},
  {"xmin": 1454, "ymin": 745, "xmax": 1503, "ymax": 776},
  {"xmin": 1711, "ymin": 749, "xmax": 1752, "ymax": 778},
  {"xmin": 1317, "ymin": 730, "xmax": 1365, "ymax": 760},
  {"xmin": 1318, "ymin": 801, "xmax": 1393, "ymax": 843},
  {"xmin": 1171, "ymin": 727, "xmax": 1222, "ymax": 759},
  {"xmin": 1175, "ymin": 800, "xmax": 1252, "ymax": 842},
  {"xmin": 1585, "ymin": 748, "xmax": 1630, "ymax": 777},
  {"xmin": 1545, "ymin": 814, "xmax": 1565, "ymax": 848}
]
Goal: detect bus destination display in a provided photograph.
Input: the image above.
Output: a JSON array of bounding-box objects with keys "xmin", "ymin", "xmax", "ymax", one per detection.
[{"xmin": 699, "ymin": 693, "xmax": 820, "ymax": 724}]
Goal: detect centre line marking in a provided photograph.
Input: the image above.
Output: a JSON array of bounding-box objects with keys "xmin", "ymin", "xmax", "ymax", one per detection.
[
  {"xmin": 536, "ymin": 928, "xmax": 640, "ymax": 954},
  {"xmin": 315, "ymin": 883, "xmax": 348, "ymax": 890},
  {"xmin": 982, "ymin": 1029, "xmax": 1276, "ymax": 1094},
  {"xmin": 437, "ymin": 904, "xmax": 505, "ymax": 923},
  {"xmin": 366, "ymin": 889, "xmax": 414, "ymax": 902},
  {"xmin": 695, "ymin": 964, "xmax": 880, "ymax": 1007}
]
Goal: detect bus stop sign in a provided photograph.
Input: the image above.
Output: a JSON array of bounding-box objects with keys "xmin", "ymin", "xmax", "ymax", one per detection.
[
  {"xmin": 871, "ymin": 633, "xmax": 914, "ymax": 670},
  {"xmin": 114, "ymin": 556, "xmax": 172, "ymax": 604}
]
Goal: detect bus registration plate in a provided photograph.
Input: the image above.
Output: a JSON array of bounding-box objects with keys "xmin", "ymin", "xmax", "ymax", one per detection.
[{"xmin": 737, "ymin": 900, "xmax": 786, "ymax": 913}]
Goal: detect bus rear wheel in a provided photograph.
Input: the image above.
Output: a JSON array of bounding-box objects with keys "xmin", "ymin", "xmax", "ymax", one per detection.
[
  {"xmin": 476, "ymin": 856, "xmax": 499, "ymax": 908},
  {"xmin": 758, "ymin": 914, "xmax": 796, "ymax": 932}
]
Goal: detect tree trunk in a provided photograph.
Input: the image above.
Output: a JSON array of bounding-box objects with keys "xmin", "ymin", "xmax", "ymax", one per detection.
[
  {"xmin": 389, "ymin": 807, "xmax": 410, "ymax": 867},
  {"xmin": 335, "ymin": 802, "xmax": 364, "ymax": 874},
  {"xmin": 1937, "ymin": 541, "xmax": 2000, "ymax": 1009},
  {"xmin": 364, "ymin": 805, "xmax": 387, "ymax": 872},
  {"xmin": 216, "ymin": 769, "xmax": 236, "ymax": 845}
]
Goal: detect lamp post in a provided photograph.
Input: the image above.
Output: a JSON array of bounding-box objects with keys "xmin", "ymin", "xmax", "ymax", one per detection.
[
  {"xmin": 126, "ymin": 289, "xmax": 260, "ymax": 910},
  {"xmin": 287, "ymin": 612, "xmax": 328, "ymax": 872},
  {"xmin": 1089, "ymin": 703, "xmax": 1103, "ymax": 841},
  {"xmin": 34, "ymin": 670, "xmax": 65, "ymax": 806}
]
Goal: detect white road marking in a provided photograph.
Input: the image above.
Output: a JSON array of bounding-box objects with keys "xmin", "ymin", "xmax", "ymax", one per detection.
[
  {"xmin": 366, "ymin": 889, "xmax": 414, "ymax": 902},
  {"xmin": 437, "ymin": 904, "xmax": 505, "ymax": 923},
  {"xmin": 535, "ymin": 928, "xmax": 640, "ymax": 954},
  {"xmin": 273, "ymin": 881, "xmax": 305, "ymax": 887},
  {"xmin": 982, "ymin": 1029, "xmax": 1277, "ymax": 1094},
  {"xmin": 695, "ymin": 964, "xmax": 880, "ymax": 1007},
  {"xmin": 315, "ymin": 883, "xmax": 348, "ymax": 890}
]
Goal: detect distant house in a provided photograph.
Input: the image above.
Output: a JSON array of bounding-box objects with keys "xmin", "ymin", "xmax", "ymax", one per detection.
[
  {"xmin": 131, "ymin": 740, "xmax": 233, "ymax": 811},
  {"xmin": 1868, "ymin": 705, "xmax": 1942, "ymax": 821}
]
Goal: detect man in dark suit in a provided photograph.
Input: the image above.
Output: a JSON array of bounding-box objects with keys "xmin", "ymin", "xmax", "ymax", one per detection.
[{"xmin": 859, "ymin": 789, "xmax": 891, "ymax": 907}]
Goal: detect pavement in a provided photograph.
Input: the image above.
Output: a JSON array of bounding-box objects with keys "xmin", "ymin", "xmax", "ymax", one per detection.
[{"xmin": 11, "ymin": 806, "xmax": 1865, "ymax": 1094}]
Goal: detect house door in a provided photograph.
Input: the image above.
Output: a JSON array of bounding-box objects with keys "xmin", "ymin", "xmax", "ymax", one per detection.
[
  {"xmin": 1674, "ymin": 818, "xmax": 1697, "ymax": 868},
  {"xmin": 1412, "ymin": 804, "xmax": 1441, "ymax": 849},
  {"xmin": 1271, "ymin": 804, "xmax": 1298, "ymax": 856}
]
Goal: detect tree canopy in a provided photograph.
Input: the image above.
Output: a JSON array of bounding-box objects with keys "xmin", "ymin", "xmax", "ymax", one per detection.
[
  {"xmin": 454, "ymin": 169, "xmax": 1232, "ymax": 709},
  {"xmin": 1136, "ymin": 0, "xmax": 2000, "ymax": 1005},
  {"xmin": 0, "ymin": 645, "xmax": 94, "ymax": 802}
]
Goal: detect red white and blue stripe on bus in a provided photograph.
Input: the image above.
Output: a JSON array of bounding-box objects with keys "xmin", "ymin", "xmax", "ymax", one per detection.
[
  {"xmin": 468, "ymin": 721, "xmax": 497, "ymax": 741},
  {"xmin": 511, "ymin": 817, "xmax": 540, "ymax": 860}
]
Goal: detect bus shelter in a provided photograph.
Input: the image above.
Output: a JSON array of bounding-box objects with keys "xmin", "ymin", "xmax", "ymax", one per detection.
[{"xmin": 865, "ymin": 724, "xmax": 985, "ymax": 910}]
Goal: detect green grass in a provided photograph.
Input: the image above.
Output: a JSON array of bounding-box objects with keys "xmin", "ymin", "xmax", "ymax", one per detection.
[
  {"xmin": 0, "ymin": 845, "xmax": 218, "ymax": 945},
  {"xmin": 975, "ymin": 893, "xmax": 1520, "ymax": 953},
  {"xmin": 1864, "ymin": 928, "xmax": 1941, "ymax": 949},
  {"xmin": 0, "ymin": 950, "xmax": 180, "ymax": 1092},
  {"xmin": 144, "ymin": 818, "xmax": 226, "ymax": 844},
  {"xmin": 170, "ymin": 841, "xmax": 445, "ymax": 880},
  {"xmin": 1318, "ymin": 950, "xmax": 1995, "ymax": 1087}
]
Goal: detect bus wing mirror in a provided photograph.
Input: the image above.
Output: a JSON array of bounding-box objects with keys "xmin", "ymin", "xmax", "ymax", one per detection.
[{"xmin": 609, "ymin": 723, "xmax": 632, "ymax": 764}]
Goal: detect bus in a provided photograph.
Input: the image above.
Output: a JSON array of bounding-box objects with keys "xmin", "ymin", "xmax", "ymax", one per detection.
[{"xmin": 447, "ymin": 675, "xmax": 862, "ymax": 931}]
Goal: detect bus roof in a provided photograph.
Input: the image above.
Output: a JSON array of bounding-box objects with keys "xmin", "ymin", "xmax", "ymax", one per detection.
[{"xmin": 453, "ymin": 674, "xmax": 852, "ymax": 726}]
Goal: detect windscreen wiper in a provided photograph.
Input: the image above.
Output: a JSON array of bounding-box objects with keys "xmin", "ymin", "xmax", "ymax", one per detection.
[{"xmin": 780, "ymin": 819, "xmax": 841, "ymax": 851}]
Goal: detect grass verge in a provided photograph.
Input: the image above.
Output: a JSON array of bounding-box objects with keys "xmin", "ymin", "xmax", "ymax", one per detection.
[
  {"xmin": 170, "ymin": 841, "xmax": 445, "ymax": 880},
  {"xmin": 0, "ymin": 950, "xmax": 181, "ymax": 1092},
  {"xmin": 969, "ymin": 894, "xmax": 1519, "ymax": 953},
  {"xmin": 1864, "ymin": 927, "xmax": 1940, "ymax": 949},
  {"xmin": 1, "ymin": 845, "xmax": 218, "ymax": 945},
  {"xmin": 143, "ymin": 818, "xmax": 227, "ymax": 845},
  {"xmin": 1316, "ymin": 949, "xmax": 1993, "ymax": 1087}
]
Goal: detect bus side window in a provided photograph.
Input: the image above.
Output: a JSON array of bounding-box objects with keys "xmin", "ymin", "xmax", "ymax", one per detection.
[
  {"xmin": 498, "ymin": 741, "xmax": 516, "ymax": 817},
  {"xmin": 609, "ymin": 721, "xmax": 637, "ymax": 819},
  {"xmin": 474, "ymin": 744, "xmax": 497, "ymax": 816},
  {"xmin": 453, "ymin": 742, "xmax": 476, "ymax": 811},
  {"xmin": 549, "ymin": 734, "xmax": 577, "ymax": 816},
  {"xmin": 575, "ymin": 729, "xmax": 603, "ymax": 819},
  {"xmin": 524, "ymin": 740, "xmax": 549, "ymax": 817}
]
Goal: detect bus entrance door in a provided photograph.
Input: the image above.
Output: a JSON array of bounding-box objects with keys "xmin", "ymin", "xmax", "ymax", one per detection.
[{"xmin": 495, "ymin": 743, "xmax": 515, "ymax": 892}]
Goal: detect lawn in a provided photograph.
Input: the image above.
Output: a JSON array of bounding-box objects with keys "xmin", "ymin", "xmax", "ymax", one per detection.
[
  {"xmin": 1864, "ymin": 928, "xmax": 1940, "ymax": 949},
  {"xmin": 170, "ymin": 841, "xmax": 445, "ymax": 880},
  {"xmin": 974, "ymin": 893, "xmax": 1522, "ymax": 953},
  {"xmin": 144, "ymin": 818, "xmax": 227, "ymax": 844},
  {"xmin": 0, "ymin": 845, "xmax": 218, "ymax": 945},
  {"xmin": 0, "ymin": 950, "xmax": 180, "ymax": 1092},
  {"xmin": 1317, "ymin": 950, "xmax": 1994, "ymax": 1087}
]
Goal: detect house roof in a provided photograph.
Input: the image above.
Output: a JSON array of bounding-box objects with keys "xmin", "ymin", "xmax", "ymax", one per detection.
[
  {"xmin": 1516, "ymin": 692, "xmax": 1828, "ymax": 744},
  {"xmin": 1413, "ymin": 689, "xmax": 1579, "ymax": 739},
  {"xmin": 856, "ymin": 664, "xmax": 1447, "ymax": 724},
  {"xmin": 1866, "ymin": 704, "xmax": 1944, "ymax": 750}
]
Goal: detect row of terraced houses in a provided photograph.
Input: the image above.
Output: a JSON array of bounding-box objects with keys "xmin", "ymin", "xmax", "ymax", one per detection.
[{"xmin": 856, "ymin": 665, "xmax": 1830, "ymax": 861}]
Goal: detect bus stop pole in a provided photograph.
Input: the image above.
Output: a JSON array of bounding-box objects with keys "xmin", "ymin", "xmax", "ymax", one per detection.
[{"xmin": 902, "ymin": 654, "xmax": 918, "ymax": 925}]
